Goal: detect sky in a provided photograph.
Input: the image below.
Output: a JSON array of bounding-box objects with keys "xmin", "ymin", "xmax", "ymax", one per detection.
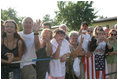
[{"xmin": 0, "ymin": 0, "xmax": 118, "ymax": 21}]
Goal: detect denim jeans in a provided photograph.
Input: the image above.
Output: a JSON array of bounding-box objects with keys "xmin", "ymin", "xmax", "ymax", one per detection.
[
  {"xmin": 1, "ymin": 66, "xmax": 20, "ymax": 79},
  {"xmin": 12, "ymin": 68, "xmax": 20, "ymax": 79}
]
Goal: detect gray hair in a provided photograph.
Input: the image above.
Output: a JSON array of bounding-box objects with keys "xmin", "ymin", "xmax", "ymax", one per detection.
[
  {"xmin": 59, "ymin": 24, "xmax": 67, "ymax": 29},
  {"xmin": 69, "ymin": 31, "xmax": 79, "ymax": 38}
]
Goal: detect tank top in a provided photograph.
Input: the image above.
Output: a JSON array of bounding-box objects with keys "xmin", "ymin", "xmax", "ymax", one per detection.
[{"xmin": 1, "ymin": 38, "xmax": 20, "ymax": 68}]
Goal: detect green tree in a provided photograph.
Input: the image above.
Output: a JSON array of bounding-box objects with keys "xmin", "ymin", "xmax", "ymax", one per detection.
[
  {"xmin": 42, "ymin": 14, "xmax": 51, "ymax": 23},
  {"xmin": 1, "ymin": 8, "xmax": 24, "ymax": 31},
  {"xmin": 42, "ymin": 14, "xmax": 59, "ymax": 26},
  {"xmin": 55, "ymin": 1, "xmax": 97, "ymax": 30}
]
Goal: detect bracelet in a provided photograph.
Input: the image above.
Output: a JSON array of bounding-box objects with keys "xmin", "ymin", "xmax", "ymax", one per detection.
[{"xmin": 34, "ymin": 32, "xmax": 39, "ymax": 35}]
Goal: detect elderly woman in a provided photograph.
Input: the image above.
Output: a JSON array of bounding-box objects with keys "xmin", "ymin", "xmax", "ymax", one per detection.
[
  {"xmin": 66, "ymin": 31, "xmax": 84, "ymax": 79},
  {"xmin": 36, "ymin": 29, "xmax": 52, "ymax": 79},
  {"xmin": 106, "ymin": 29, "xmax": 117, "ymax": 79}
]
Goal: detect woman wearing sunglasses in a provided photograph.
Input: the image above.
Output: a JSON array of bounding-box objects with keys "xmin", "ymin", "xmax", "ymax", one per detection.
[{"xmin": 106, "ymin": 29, "xmax": 117, "ymax": 79}]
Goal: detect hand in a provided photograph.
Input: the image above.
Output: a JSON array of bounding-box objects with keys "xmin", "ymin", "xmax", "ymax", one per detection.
[
  {"xmin": 82, "ymin": 50, "xmax": 86, "ymax": 56},
  {"xmin": 6, "ymin": 53, "xmax": 14, "ymax": 63},
  {"xmin": 80, "ymin": 35, "xmax": 84, "ymax": 43},
  {"xmin": 98, "ymin": 37, "xmax": 104, "ymax": 43},
  {"xmin": 33, "ymin": 19, "xmax": 41, "ymax": 33},
  {"xmin": 87, "ymin": 51, "xmax": 92, "ymax": 57},
  {"xmin": 57, "ymin": 40, "xmax": 63, "ymax": 46},
  {"xmin": 103, "ymin": 37, "xmax": 108, "ymax": 43},
  {"xmin": 44, "ymin": 36, "xmax": 50, "ymax": 43},
  {"xmin": 60, "ymin": 54, "xmax": 67, "ymax": 62},
  {"xmin": 109, "ymin": 52, "xmax": 115, "ymax": 56}
]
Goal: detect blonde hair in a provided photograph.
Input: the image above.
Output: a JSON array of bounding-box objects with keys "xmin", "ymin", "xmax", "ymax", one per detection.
[
  {"xmin": 108, "ymin": 29, "xmax": 117, "ymax": 36},
  {"xmin": 41, "ymin": 29, "xmax": 52, "ymax": 39},
  {"xmin": 93, "ymin": 26, "xmax": 103, "ymax": 36}
]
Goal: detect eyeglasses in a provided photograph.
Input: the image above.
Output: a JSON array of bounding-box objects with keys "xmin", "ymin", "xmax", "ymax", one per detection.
[{"xmin": 111, "ymin": 34, "xmax": 117, "ymax": 36}]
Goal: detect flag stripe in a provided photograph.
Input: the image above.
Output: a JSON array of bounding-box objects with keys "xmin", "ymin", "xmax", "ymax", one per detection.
[
  {"xmin": 87, "ymin": 57, "xmax": 89, "ymax": 79},
  {"xmin": 91, "ymin": 55, "xmax": 94, "ymax": 79},
  {"xmin": 102, "ymin": 69, "xmax": 105, "ymax": 79}
]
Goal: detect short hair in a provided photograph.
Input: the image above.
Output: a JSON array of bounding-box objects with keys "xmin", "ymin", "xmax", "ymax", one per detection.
[
  {"xmin": 53, "ymin": 28, "xmax": 65, "ymax": 38},
  {"xmin": 59, "ymin": 24, "xmax": 67, "ymax": 29},
  {"xmin": 69, "ymin": 31, "xmax": 79, "ymax": 38},
  {"xmin": 81, "ymin": 21, "xmax": 88, "ymax": 27},
  {"xmin": 106, "ymin": 25, "xmax": 109, "ymax": 28},
  {"xmin": 43, "ymin": 22, "xmax": 51, "ymax": 29},
  {"xmin": 41, "ymin": 28, "xmax": 52, "ymax": 39},
  {"xmin": 22, "ymin": 17, "xmax": 33, "ymax": 25}
]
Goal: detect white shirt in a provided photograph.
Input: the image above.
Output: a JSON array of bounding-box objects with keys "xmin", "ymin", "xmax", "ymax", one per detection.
[
  {"xmin": 50, "ymin": 38, "xmax": 70, "ymax": 77},
  {"xmin": 19, "ymin": 31, "xmax": 40, "ymax": 68},
  {"xmin": 78, "ymin": 34, "xmax": 91, "ymax": 53}
]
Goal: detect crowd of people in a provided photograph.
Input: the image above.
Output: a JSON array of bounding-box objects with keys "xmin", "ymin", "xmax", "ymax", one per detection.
[{"xmin": 1, "ymin": 17, "xmax": 117, "ymax": 79}]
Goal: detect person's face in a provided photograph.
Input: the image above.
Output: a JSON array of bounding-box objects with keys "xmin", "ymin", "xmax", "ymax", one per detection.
[
  {"xmin": 5, "ymin": 21, "xmax": 16, "ymax": 36},
  {"xmin": 43, "ymin": 25, "xmax": 50, "ymax": 29},
  {"xmin": 60, "ymin": 26, "xmax": 67, "ymax": 33},
  {"xmin": 82, "ymin": 24, "xmax": 88, "ymax": 30},
  {"xmin": 88, "ymin": 29, "xmax": 93, "ymax": 35},
  {"xmin": 96, "ymin": 27, "xmax": 102, "ymax": 31},
  {"xmin": 69, "ymin": 36, "xmax": 78, "ymax": 45},
  {"xmin": 23, "ymin": 18, "xmax": 33, "ymax": 31},
  {"xmin": 110, "ymin": 31, "xmax": 117, "ymax": 39},
  {"xmin": 42, "ymin": 30, "xmax": 51, "ymax": 41},
  {"xmin": 55, "ymin": 33, "xmax": 65, "ymax": 41},
  {"xmin": 97, "ymin": 31, "xmax": 105, "ymax": 39}
]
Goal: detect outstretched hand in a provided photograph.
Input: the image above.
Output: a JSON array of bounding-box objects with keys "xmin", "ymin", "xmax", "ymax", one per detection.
[{"xmin": 33, "ymin": 19, "xmax": 42, "ymax": 33}]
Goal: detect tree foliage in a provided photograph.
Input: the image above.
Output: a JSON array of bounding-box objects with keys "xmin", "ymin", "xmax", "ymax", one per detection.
[
  {"xmin": 55, "ymin": 1, "xmax": 97, "ymax": 30},
  {"xmin": 42, "ymin": 14, "xmax": 60, "ymax": 26},
  {"xmin": 1, "ymin": 8, "xmax": 24, "ymax": 31}
]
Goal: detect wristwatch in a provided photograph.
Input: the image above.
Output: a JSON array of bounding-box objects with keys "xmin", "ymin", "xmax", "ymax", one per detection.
[{"xmin": 34, "ymin": 32, "xmax": 39, "ymax": 35}]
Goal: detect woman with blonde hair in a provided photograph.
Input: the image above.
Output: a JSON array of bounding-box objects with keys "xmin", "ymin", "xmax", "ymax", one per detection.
[{"xmin": 106, "ymin": 29, "xmax": 117, "ymax": 79}]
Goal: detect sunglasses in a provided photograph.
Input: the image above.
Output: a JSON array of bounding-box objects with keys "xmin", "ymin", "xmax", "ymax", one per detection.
[{"xmin": 111, "ymin": 33, "xmax": 117, "ymax": 36}]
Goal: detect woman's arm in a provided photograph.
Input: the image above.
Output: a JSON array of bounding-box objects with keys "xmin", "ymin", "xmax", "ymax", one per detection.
[
  {"xmin": 13, "ymin": 40, "xmax": 23, "ymax": 61},
  {"xmin": 2, "ymin": 53, "xmax": 14, "ymax": 63},
  {"xmin": 72, "ymin": 43, "xmax": 83, "ymax": 58},
  {"xmin": 53, "ymin": 44, "xmax": 61, "ymax": 59},
  {"xmin": 73, "ymin": 35, "xmax": 84, "ymax": 58}
]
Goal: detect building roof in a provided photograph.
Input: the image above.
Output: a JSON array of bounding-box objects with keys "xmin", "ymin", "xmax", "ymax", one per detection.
[{"xmin": 94, "ymin": 16, "xmax": 117, "ymax": 23}]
